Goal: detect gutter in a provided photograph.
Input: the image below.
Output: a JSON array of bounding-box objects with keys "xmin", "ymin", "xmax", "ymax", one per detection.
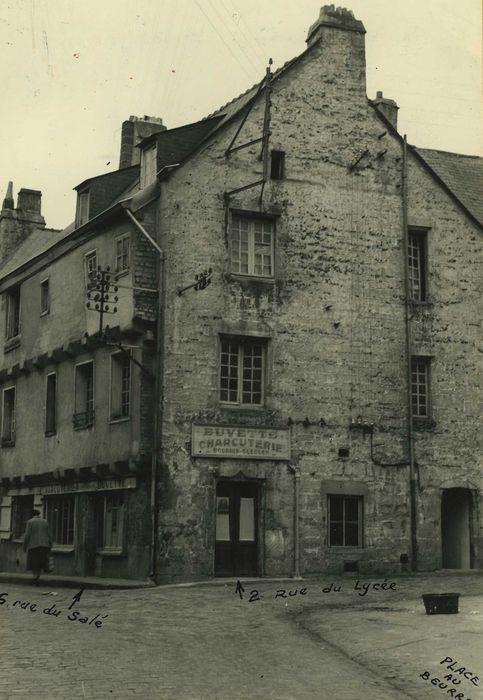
[
  {"xmin": 124, "ymin": 208, "xmax": 165, "ymax": 584},
  {"xmin": 402, "ymin": 135, "xmax": 418, "ymax": 572}
]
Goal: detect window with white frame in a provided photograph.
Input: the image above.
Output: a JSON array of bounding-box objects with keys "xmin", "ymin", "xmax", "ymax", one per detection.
[
  {"xmin": 40, "ymin": 278, "xmax": 50, "ymax": 315},
  {"xmin": 110, "ymin": 352, "xmax": 131, "ymax": 420},
  {"xmin": 140, "ymin": 145, "xmax": 157, "ymax": 188},
  {"xmin": 45, "ymin": 496, "xmax": 74, "ymax": 546},
  {"xmin": 408, "ymin": 229, "xmax": 428, "ymax": 301},
  {"xmin": 115, "ymin": 235, "xmax": 130, "ymax": 273},
  {"xmin": 74, "ymin": 361, "xmax": 94, "ymax": 429},
  {"xmin": 1, "ymin": 386, "xmax": 16, "ymax": 446},
  {"xmin": 11, "ymin": 495, "xmax": 34, "ymax": 539},
  {"xmin": 97, "ymin": 492, "xmax": 124, "ymax": 551},
  {"xmin": 328, "ymin": 495, "xmax": 363, "ymax": 547},
  {"xmin": 411, "ymin": 356, "xmax": 431, "ymax": 418},
  {"xmin": 45, "ymin": 372, "xmax": 57, "ymax": 435},
  {"xmin": 76, "ymin": 190, "xmax": 90, "ymax": 227},
  {"xmin": 5, "ymin": 287, "xmax": 20, "ymax": 340},
  {"xmin": 230, "ymin": 215, "xmax": 275, "ymax": 278},
  {"xmin": 84, "ymin": 250, "xmax": 98, "ymax": 288},
  {"xmin": 220, "ymin": 338, "xmax": 265, "ymax": 406}
]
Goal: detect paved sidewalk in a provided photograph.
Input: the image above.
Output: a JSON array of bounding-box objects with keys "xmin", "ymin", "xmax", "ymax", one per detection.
[{"xmin": 0, "ymin": 571, "xmax": 154, "ymax": 589}]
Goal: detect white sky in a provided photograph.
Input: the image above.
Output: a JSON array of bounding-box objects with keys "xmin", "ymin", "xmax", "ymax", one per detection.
[{"xmin": 1, "ymin": 0, "xmax": 482, "ymax": 230}]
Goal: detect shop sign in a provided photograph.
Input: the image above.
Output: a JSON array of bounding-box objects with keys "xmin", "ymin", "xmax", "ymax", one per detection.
[
  {"xmin": 192, "ymin": 424, "xmax": 290, "ymax": 460},
  {"xmin": 9, "ymin": 477, "xmax": 137, "ymax": 497}
]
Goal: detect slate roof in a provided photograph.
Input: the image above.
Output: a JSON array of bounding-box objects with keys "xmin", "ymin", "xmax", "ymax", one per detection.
[
  {"xmin": 414, "ymin": 148, "xmax": 483, "ymax": 228},
  {"xmin": 151, "ymin": 116, "xmax": 225, "ymax": 169},
  {"xmin": 0, "ymin": 224, "xmax": 75, "ymax": 279}
]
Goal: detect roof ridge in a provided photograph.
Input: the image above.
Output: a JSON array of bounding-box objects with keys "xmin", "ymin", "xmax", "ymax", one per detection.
[{"xmin": 416, "ymin": 146, "xmax": 483, "ymax": 160}]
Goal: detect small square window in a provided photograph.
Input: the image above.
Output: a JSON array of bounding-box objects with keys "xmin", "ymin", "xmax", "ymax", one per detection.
[{"xmin": 40, "ymin": 279, "xmax": 50, "ymax": 315}]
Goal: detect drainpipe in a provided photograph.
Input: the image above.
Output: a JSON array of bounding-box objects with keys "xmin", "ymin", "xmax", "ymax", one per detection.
[
  {"xmin": 125, "ymin": 208, "xmax": 164, "ymax": 583},
  {"xmin": 401, "ymin": 136, "xmax": 418, "ymax": 571},
  {"xmin": 288, "ymin": 465, "xmax": 301, "ymax": 579}
]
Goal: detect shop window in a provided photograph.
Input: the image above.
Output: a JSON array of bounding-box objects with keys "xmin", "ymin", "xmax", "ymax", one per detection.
[
  {"xmin": 408, "ymin": 228, "xmax": 428, "ymax": 301},
  {"xmin": 411, "ymin": 356, "xmax": 431, "ymax": 418},
  {"xmin": 230, "ymin": 214, "xmax": 274, "ymax": 278},
  {"xmin": 270, "ymin": 150, "xmax": 285, "ymax": 180},
  {"xmin": 328, "ymin": 495, "xmax": 363, "ymax": 547},
  {"xmin": 40, "ymin": 278, "xmax": 50, "ymax": 315},
  {"xmin": 74, "ymin": 361, "xmax": 94, "ymax": 429},
  {"xmin": 76, "ymin": 190, "xmax": 90, "ymax": 227},
  {"xmin": 84, "ymin": 250, "xmax": 98, "ymax": 288},
  {"xmin": 5, "ymin": 286, "xmax": 20, "ymax": 340},
  {"xmin": 97, "ymin": 493, "xmax": 125, "ymax": 552},
  {"xmin": 110, "ymin": 352, "xmax": 131, "ymax": 420},
  {"xmin": 1, "ymin": 386, "xmax": 16, "ymax": 446},
  {"xmin": 115, "ymin": 234, "xmax": 130, "ymax": 274},
  {"xmin": 140, "ymin": 145, "xmax": 157, "ymax": 188},
  {"xmin": 45, "ymin": 373, "xmax": 57, "ymax": 435},
  {"xmin": 220, "ymin": 338, "xmax": 265, "ymax": 406},
  {"xmin": 45, "ymin": 496, "xmax": 75, "ymax": 546},
  {"xmin": 11, "ymin": 495, "xmax": 34, "ymax": 539}
]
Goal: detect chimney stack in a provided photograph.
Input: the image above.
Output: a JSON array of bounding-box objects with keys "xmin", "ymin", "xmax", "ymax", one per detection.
[
  {"xmin": 373, "ymin": 91, "xmax": 399, "ymax": 130},
  {"xmin": 17, "ymin": 188, "xmax": 43, "ymax": 219},
  {"xmin": 0, "ymin": 182, "xmax": 46, "ymax": 265},
  {"xmin": 306, "ymin": 5, "xmax": 365, "ymax": 45},
  {"xmin": 119, "ymin": 115, "xmax": 166, "ymax": 169}
]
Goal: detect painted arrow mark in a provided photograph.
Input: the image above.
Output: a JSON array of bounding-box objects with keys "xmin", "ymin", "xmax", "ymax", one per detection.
[
  {"xmin": 68, "ymin": 587, "xmax": 85, "ymax": 610},
  {"xmin": 235, "ymin": 580, "xmax": 245, "ymax": 600}
]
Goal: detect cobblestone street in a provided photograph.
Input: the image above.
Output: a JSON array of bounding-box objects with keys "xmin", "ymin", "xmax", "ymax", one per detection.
[{"xmin": 0, "ymin": 573, "xmax": 482, "ymax": 700}]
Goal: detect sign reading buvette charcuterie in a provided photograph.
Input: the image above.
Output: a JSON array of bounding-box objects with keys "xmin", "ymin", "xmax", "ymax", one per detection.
[{"xmin": 191, "ymin": 424, "xmax": 291, "ymax": 460}]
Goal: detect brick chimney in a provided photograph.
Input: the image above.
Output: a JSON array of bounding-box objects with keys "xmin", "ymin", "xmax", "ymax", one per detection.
[
  {"xmin": 372, "ymin": 91, "xmax": 399, "ymax": 130},
  {"xmin": 0, "ymin": 182, "xmax": 46, "ymax": 266},
  {"xmin": 119, "ymin": 115, "xmax": 166, "ymax": 169},
  {"xmin": 306, "ymin": 6, "xmax": 367, "ymax": 97}
]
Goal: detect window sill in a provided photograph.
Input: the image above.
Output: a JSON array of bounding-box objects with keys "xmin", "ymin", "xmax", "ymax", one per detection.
[
  {"xmin": 413, "ymin": 417, "xmax": 436, "ymax": 432},
  {"xmin": 96, "ymin": 548, "xmax": 124, "ymax": 557},
  {"xmin": 40, "ymin": 310, "xmax": 50, "ymax": 317},
  {"xmin": 227, "ymin": 273, "xmax": 275, "ymax": 285},
  {"xmin": 45, "ymin": 430, "xmax": 57, "ymax": 438},
  {"xmin": 220, "ymin": 403, "xmax": 266, "ymax": 412},
  {"xmin": 4, "ymin": 336, "xmax": 21, "ymax": 352},
  {"xmin": 328, "ymin": 546, "xmax": 364, "ymax": 551},
  {"xmin": 12, "ymin": 537, "xmax": 24, "ymax": 544},
  {"xmin": 411, "ymin": 300, "xmax": 433, "ymax": 308},
  {"xmin": 114, "ymin": 269, "xmax": 129, "ymax": 279},
  {"xmin": 1, "ymin": 439, "xmax": 15, "ymax": 448},
  {"xmin": 109, "ymin": 416, "xmax": 131, "ymax": 425},
  {"xmin": 51, "ymin": 546, "xmax": 74, "ymax": 554}
]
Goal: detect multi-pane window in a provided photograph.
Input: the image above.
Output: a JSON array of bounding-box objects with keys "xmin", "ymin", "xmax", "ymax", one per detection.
[
  {"xmin": 110, "ymin": 352, "xmax": 131, "ymax": 420},
  {"xmin": 230, "ymin": 215, "xmax": 274, "ymax": 277},
  {"xmin": 11, "ymin": 495, "xmax": 34, "ymax": 539},
  {"xmin": 328, "ymin": 495, "xmax": 363, "ymax": 547},
  {"xmin": 411, "ymin": 357, "xmax": 431, "ymax": 418},
  {"xmin": 40, "ymin": 278, "xmax": 50, "ymax": 315},
  {"xmin": 76, "ymin": 191, "xmax": 90, "ymax": 227},
  {"xmin": 97, "ymin": 493, "xmax": 124, "ymax": 551},
  {"xmin": 1, "ymin": 387, "xmax": 16, "ymax": 446},
  {"xmin": 408, "ymin": 229, "xmax": 427, "ymax": 301},
  {"xmin": 45, "ymin": 496, "xmax": 74, "ymax": 546},
  {"xmin": 5, "ymin": 287, "xmax": 20, "ymax": 339},
  {"xmin": 220, "ymin": 339, "xmax": 265, "ymax": 406},
  {"xmin": 270, "ymin": 150, "xmax": 285, "ymax": 180},
  {"xmin": 115, "ymin": 235, "xmax": 130, "ymax": 273},
  {"xmin": 140, "ymin": 145, "xmax": 157, "ymax": 188},
  {"xmin": 84, "ymin": 250, "xmax": 98, "ymax": 287},
  {"xmin": 45, "ymin": 373, "xmax": 57, "ymax": 435},
  {"xmin": 74, "ymin": 361, "xmax": 94, "ymax": 429}
]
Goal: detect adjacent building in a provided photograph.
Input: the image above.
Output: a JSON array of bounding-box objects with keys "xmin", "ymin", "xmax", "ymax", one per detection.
[{"xmin": 0, "ymin": 6, "xmax": 481, "ymax": 583}]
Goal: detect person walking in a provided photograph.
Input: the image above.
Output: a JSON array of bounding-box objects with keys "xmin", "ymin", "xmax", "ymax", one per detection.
[{"xmin": 23, "ymin": 509, "xmax": 52, "ymax": 585}]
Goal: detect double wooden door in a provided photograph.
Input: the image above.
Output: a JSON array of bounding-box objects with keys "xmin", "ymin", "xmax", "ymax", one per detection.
[{"xmin": 215, "ymin": 481, "xmax": 259, "ymax": 577}]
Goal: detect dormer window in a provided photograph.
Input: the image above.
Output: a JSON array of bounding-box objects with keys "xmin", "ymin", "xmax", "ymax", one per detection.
[
  {"xmin": 76, "ymin": 190, "xmax": 90, "ymax": 227},
  {"xmin": 140, "ymin": 145, "xmax": 157, "ymax": 188}
]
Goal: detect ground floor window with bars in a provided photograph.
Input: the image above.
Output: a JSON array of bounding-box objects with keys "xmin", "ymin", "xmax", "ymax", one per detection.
[
  {"xmin": 11, "ymin": 495, "xmax": 34, "ymax": 539},
  {"xmin": 45, "ymin": 496, "xmax": 75, "ymax": 546},
  {"xmin": 96, "ymin": 493, "xmax": 125, "ymax": 552},
  {"xmin": 220, "ymin": 338, "xmax": 265, "ymax": 406},
  {"xmin": 328, "ymin": 495, "xmax": 363, "ymax": 547},
  {"xmin": 411, "ymin": 356, "xmax": 431, "ymax": 418}
]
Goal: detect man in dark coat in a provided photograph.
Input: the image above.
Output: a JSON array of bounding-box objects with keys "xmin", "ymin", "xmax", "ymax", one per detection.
[{"xmin": 23, "ymin": 509, "xmax": 52, "ymax": 585}]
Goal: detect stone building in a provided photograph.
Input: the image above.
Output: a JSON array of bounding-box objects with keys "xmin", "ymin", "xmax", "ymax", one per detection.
[{"xmin": 0, "ymin": 6, "xmax": 481, "ymax": 582}]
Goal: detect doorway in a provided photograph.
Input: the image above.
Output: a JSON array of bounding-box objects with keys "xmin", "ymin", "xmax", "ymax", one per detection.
[
  {"xmin": 441, "ymin": 488, "xmax": 472, "ymax": 569},
  {"xmin": 215, "ymin": 481, "xmax": 259, "ymax": 577}
]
